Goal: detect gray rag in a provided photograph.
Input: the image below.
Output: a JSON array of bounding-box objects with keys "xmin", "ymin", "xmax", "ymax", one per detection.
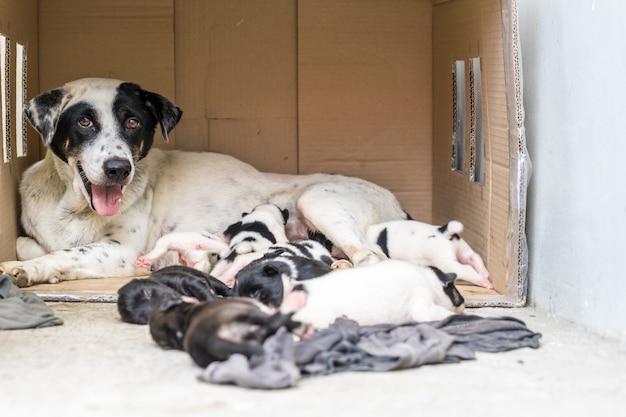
[
  {"xmin": 198, "ymin": 327, "xmax": 300, "ymax": 389},
  {"xmin": 0, "ymin": 274, "xmax": 64, "ymax": 330},
  {"xmin": 199, "ymin": 314, "xmax": 541, "ymax": 389}
]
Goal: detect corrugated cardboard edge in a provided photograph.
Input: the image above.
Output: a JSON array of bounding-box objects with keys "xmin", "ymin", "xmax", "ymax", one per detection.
[{"xmin": 501, "ymin": 0, "xmax": 531, "ymax": 307}]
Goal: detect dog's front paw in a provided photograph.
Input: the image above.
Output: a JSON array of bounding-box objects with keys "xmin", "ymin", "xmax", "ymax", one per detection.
[
  {"xmin": 0, "ymin": 261, "xmax": 59, "ymax": 287},
  {"xmin": 0, "ymin": 261, "xmax": 35, "ymax": 287}
]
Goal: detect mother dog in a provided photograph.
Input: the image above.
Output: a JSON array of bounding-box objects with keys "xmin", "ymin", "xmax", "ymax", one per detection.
[{"xmin": 0, "ymin": 78, "xmax": 407, "ymax": 287}]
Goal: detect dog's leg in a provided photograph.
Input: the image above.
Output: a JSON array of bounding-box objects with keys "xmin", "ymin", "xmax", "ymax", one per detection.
[
  {"xmin": 15, "ymin": 237, "xmax": 48, "ymax": 261},
  {"xmin": 296, "ymin": 180, "xmax": 406, "ymax": 266},
  {"xmin": 0, "ymin": 242, "xmax": 142, "ymax": 287}
]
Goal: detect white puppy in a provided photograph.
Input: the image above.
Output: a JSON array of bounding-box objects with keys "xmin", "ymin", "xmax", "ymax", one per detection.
[
  {"xmin": 366, "ymin": 220, "xmax": 492, "ymax": 289},
  {"xmin": 281, "ymin": 260, "xmax": 466, "ymax": 330},
  {"xmin": 136, "ymin": 231, "xmax": 228, "ymax": 273}
]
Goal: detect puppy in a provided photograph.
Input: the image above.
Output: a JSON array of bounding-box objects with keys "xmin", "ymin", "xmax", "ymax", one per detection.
[
  {"xmin": 136, "ymin": 231, "xmax": 229, "ymax": 273},
  {"xmin": 210, "ymin": 204, "xmax": 290, "ymax": 284},
  {"xmin": 149, "ymin": 297, "xmax": 301, "ymax": 367},
  {"xmin": 366, "ymin": 220, "xmax": 492, "ymax": 289},
  {"xmin": 280, "ymin": 259, "xmax": 466, "ymax": 330},
  {"xmin": 234, "ymin": 244, "xmax": 334, "ymax": 308},
  {"xmin": 117, "ymin": 265, "xmax": 232, "ymax": 324}
]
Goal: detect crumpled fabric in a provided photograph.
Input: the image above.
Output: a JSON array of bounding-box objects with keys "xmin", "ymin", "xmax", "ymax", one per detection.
[
  {"xmin": 200, "ymin": 314, "xmax": 542, "ymax": 389},
  {"xmin": 0, "ymin": 274, "xmax": 64, "ymax": 330},
  {"xmin": 198, "ymin": 327, "xmax": 300, "ymax": 389}
]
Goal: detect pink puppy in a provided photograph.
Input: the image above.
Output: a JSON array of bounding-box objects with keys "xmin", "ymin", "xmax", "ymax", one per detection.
[{"xmin": 137, "ymin": 231, "xmax": 229, "ymax": 273}]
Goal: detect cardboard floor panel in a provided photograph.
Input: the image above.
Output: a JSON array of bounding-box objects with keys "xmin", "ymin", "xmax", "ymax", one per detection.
[{"xmin": 22, "ymin": 276, "xmax": 512, "ymax": 307}]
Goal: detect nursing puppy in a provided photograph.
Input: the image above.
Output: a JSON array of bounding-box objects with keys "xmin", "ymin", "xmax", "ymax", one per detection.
[
  {"xmin": 280, "ymin": 260, "xmax": 466, "ymax": 330},
  {"xmin": 366, "ymin": 220, "xmax": 492, "ymax": 289},
  {"xmin": 210, "ymin": 204, "xmax": 290, "ymax": 285},
  {"xmin": 234, "ymin": 243, "xmax": 334, "ymax": 308},
  {"xmin": 149, "ymin": 297, "xmax": 301, "ymax": 367},
  {"xmin": 117, "ymin": 265, "xmax": 232, "ymax": 324},
  {"xmin": 136, "ymin": 231, "xmax": 228, "ymax": 273}
]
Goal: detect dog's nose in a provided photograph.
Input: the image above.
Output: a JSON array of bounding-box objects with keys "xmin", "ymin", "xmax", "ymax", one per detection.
[{"xmin": 103, "ymin": 159, "xmax": 132, "ymax": 182}]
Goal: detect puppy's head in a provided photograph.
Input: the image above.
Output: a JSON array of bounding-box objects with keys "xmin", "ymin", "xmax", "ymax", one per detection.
[
  {"xmin": 117, "ymin": 278, "xmax": 181, "ymax": 324},
  {"xmin": 148, "ymin": 298, "xmax": 196, "ymax": 350},
  {"xmin": 25, "ymin": 78, "xmax": 182, "ymax": 216},
  {"xmin": 234, "ymin": 258, "xmax": 292, "ymax": 308},
  {"xmin": 429, "ymin": 266, "xmax": 466, "ymax": 313}
]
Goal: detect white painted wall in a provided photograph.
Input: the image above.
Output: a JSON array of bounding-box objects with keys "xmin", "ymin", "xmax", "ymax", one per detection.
[{"xmin": 518, "ymin": 0, "xmax": 626, "ymax": 343}]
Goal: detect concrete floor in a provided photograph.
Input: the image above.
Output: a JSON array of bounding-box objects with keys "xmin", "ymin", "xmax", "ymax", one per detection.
[{"xmin": 1, "ymin": 303, "xmax": 625, "ymax": 417}]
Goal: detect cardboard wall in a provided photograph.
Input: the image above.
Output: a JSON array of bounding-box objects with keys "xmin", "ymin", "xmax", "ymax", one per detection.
[
  {"xmin": 0, "ymin": 0, "xmax": 38, "ymax": 262},
  {"xmin": 432, "ymin": 0, "xmax": 512, "ymax": 296},
  {"xmin": 297, "ymin": 0, "xmax": 433, "ymax": 219}
]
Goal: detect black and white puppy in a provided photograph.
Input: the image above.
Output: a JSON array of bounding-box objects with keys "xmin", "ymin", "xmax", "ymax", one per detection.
[
  {"xmin": 210, "ymin": 204, "xmax": 290, "ymax": 285},
  {"xmin": 366, "ymin": 219, "xmax": 493, "ymax": 289},
  {"xmin": 149, "ymin": 297, "xmax": 301, "ymax": 368},
  {"xmin": 117, "ymin": 265, "xmax": 232, "ymax": 324},
  {"xmin": 280, "ymin": 259, "xmax": 466, "ymax": 330},
  {"xmin": 234, "ymin": 243, "xmax": 334, "ymax": 308}
]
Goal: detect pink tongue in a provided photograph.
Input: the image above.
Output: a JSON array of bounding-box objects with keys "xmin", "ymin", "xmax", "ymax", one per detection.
[{"xmin": 91, "ymin": 184, "xmax": 123, "ymax": 216}]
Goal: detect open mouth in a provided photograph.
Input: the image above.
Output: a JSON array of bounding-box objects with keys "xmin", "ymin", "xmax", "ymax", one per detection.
[{"xmin": 77, "ymin": 163, "xmax": 124, "ymax": 217}]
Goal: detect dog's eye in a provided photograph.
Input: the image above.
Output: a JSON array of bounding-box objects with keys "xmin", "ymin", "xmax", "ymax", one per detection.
[
  {"xmin": 78, "ymin": 116, "xmax": 92, "ymax": 128},
  {"xmin": 126, "ymin": 118, "xmax": 140, "ymax": 129}
]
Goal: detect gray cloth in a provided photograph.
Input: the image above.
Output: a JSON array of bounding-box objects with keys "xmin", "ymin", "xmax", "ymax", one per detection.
[
  {"xmin": 199, "ymin": 327, "xmax": 300, "ymax": 389},
  {"xmin": 200, "ymin": 314, "xmax": 541, "ymax": 388},
  {"xmin": 0, "ymin": 274, "xmax": 64, "ymax": 330},
  {"xmin": 298, "ymin": 315, "xmax": 542, "ymax": 376}
]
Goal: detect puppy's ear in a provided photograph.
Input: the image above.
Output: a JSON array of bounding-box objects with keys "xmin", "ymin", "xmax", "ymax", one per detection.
[
  {"xmin": 24, "ymin": 88, "xmax": 68, "ymax": 145},
  {"xmin": 429, "ymin": 266, "xmax": 457, "ymax": 286},
  {"xmin": 280, "ymin": 208, "xmax": 289, "ymax": 225},
  {"xmin": 137, "ymin": 89, "xmax": 182, "ymax": 142},
  {"xmin": 160, "ymin": 297, "xmax": 184, "ymax": 312}
]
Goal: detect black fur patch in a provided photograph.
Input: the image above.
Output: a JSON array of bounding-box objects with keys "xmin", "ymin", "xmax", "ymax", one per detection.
[
  {"xmin": 376, "ymin": 228, "xmax": 390, "ymax": 258},
  {"xmin": 429, "ymin": 266, "xmax": 464, "ymax": 308}
]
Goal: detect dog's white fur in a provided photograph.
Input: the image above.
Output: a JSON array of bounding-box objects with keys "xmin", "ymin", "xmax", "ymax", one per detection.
[
  {"xmin": 0, "ymin": 78, "xmax": 406, "ymax": 286},
  {"xmin": 366, "ymin": 220, "xmax": 492, "ymax": 289},
  {"xmin": 281, "ymin": 260, "xmax": 466, "ymax": 329}
]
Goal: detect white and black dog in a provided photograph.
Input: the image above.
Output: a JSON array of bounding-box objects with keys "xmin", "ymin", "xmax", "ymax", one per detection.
[{"xmin": 0, "ymin": 78, "xmax": 407, "ymax": 287}]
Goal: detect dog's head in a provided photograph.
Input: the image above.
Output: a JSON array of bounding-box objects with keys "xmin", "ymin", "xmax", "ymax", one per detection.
[{"xmin": 25, "ymin": 78, "xmax": 182, "ymax": 216}]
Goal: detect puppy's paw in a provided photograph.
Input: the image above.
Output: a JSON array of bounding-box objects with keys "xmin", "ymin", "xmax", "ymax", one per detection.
[
  {"xmin": 135, "ymin": 256, "xmax": 152, "ymax": 269},
  {"xmin": 331, "ymin": 259, "xmax": 353, "ymax": 270}
]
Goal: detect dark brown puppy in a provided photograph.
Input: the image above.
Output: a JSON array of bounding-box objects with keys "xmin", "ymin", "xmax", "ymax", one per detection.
[
  {"xmin": 149, "ymin": 297, "xmax": 301, "ymax": 367},
  {"xmin": 117, "ymin": 265, "xmax": 232, "ymax": 324}
]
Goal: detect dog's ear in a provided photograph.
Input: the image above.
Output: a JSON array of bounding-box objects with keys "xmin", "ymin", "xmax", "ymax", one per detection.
[
  {"xmin": 137, "ymin": 89, "xmax": 183, "ymax": 142},
  {"xmin": 24, "ymin": 88, "xmax": 67, "ymax": 145}
]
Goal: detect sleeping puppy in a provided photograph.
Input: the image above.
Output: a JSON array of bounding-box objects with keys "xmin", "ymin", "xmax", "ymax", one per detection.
[
  {"xmin": 366, "ymin": 220, "xmax": 492, "ymax": 289},
  {"xmin": 117, "ymin": 265, "xmax": 232, "ymax": 324},
  {"xmin": 234, "ymin": 244, "xmax": 333, "ymax": 308},
  {"xmin": 136, "ymin": 231, "xmax": 229, "ymax": 273},
  {"xmin": 210, "ymin": 204, "xmax": 290, "ymax": 284},
  {"xmin": 280, "ymin": 259, "xmax": 466, "ymax": 330},
  {"xmin": 149, "ymin": 297, "xmax": 302, "ymax": 367}
]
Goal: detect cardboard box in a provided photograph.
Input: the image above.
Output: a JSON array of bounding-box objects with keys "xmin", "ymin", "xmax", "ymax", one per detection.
[{"xmin": 0, "ymin": 0, "xmax": 529, "ymax": 306}]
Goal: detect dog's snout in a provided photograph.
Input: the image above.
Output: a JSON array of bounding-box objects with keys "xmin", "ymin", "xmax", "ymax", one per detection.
[{"xmin": 104, "ymin": 159, "xmax": 132, "ymax": 182}]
